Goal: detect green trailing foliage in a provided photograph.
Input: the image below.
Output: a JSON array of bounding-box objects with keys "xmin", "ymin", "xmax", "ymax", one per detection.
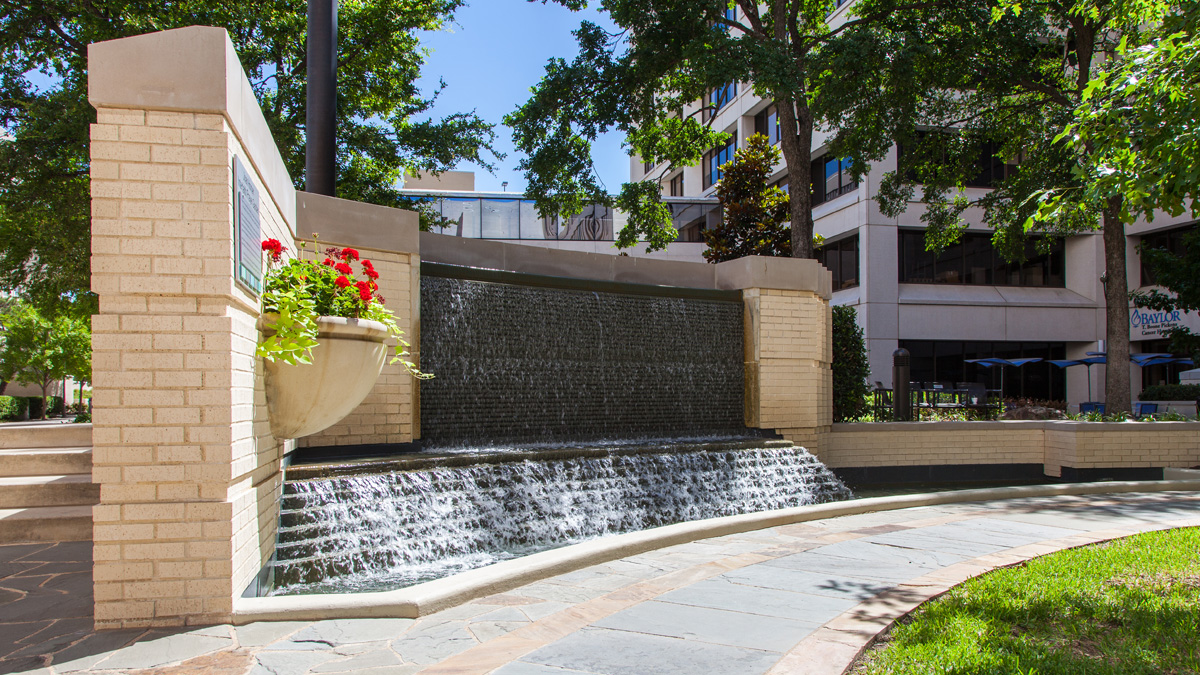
[
  {"xmin": 0, "ymin": 0, "xmax": 499, "ymax": 315},
  {"xmin": 258, "ymin": 239, "xmax": 428, "ymax": 379},
  {"xmin": 831, "ymin": 305, "xmax": 870, "ymax": 423}
]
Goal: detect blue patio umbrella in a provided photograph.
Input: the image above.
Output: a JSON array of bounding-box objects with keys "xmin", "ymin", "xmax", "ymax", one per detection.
[
  {"xmin": 965, "ymin": 357, "xmax": 1044, "ymax": 398},
  {"xmin": 1048, "ymin": 355, "xmax": 1106, "ymax": 402}
]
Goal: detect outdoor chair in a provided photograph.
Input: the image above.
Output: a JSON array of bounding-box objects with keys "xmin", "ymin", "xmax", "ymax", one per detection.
[
  {"xmin": 1134, "ymin": 402, "xmax": 1158, "ymax": 419},
  {"xmin": 1079, "ymin": 402, "xmax": 1105, "ymax": 414}
]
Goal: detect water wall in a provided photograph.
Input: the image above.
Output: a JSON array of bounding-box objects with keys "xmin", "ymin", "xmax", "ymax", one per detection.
[
  {"xmin": 273, "ymin": 441, "xmax": 851, "ymax": 594},
  {"xmin": 418, "ymin": 265, "xmax": 746, "ymax": 447}
]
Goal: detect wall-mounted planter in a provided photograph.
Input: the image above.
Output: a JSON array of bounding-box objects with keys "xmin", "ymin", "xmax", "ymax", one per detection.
[{"xmin": 259, "ymin": 315, "xmax": 388, "ymax": 439}]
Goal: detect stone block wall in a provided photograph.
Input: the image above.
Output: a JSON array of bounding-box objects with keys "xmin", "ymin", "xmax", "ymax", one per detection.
[
  {"xmin": 1044, "ymin": 423, "xmax": 1200, "ymax": 477},
  {"xmin": 741, "ymin": 289, "xmax": 833, "ymax": 453}
]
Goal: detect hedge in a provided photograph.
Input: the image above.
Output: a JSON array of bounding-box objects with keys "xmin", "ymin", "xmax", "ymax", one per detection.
[
  {"xmin": 1138, "ymin": 384, "xmax": 1200, "ymax": 401},
  {"xmin": 25, "ymin": 396, "xmax": 64, "ymax": 419},
  {"xmin": 0, "ymin": 396, "xmax": 27, "ymax": 421}
]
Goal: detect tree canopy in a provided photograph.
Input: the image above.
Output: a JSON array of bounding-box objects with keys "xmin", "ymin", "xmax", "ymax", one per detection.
[
  {"xmin": 0, "ymin": 0, "xmax": 500, "ymax": 316},
  {"xmin": 813, "ymin": 0, "xmax": 1175, "ymax": 413},
  {"xmin": 0, "ymin": 302, "xmax": 90, "ymax": 418},
  {"xmin": 509, "ymin": 0, "xmax": 896, "ymax": 260}
]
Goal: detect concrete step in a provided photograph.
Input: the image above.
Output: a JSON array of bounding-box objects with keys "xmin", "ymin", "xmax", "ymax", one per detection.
[
  {"xmin": 0, "ymin": 447, "xmax": 92, "ymax": 477},
  {"xmin": 0, "ymin": 474, "xmax": 100, "ymax": 509},
  {"xmin": 0, "ymin": 423, "xmax": 92, "ymax": 449},
  {"xmin": 0, "ymin": 505, "xmax": 92, "ymax": 543}
]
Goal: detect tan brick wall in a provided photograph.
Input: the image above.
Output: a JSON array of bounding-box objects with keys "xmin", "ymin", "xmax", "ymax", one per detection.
[
  {"xmin": 743, "ymin": 288, "xmax": 831, "ymax": 438},
  {"xmin": 90, "ymin": 107, "xmax": 293, "ymax": 628},
  {"xmin": 823, "ymin": 422, "xmax": 1045, "ymax": 468},
  {"xmin": 824, "ymin": 421, "xmax": 1200, "ymax": 475},
  {"xmin": 297, "ymin": 243, "xmax": 418, "ymax": 447},
  {"xmin": 1050, "ymin": 424, "xmax": 1200, "ymax": 472}
]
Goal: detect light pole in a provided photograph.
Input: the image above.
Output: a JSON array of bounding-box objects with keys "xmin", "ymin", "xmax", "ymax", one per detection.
[{"xmin": 306, "ymin": 0, "xmax": 338, "ymax": 195}]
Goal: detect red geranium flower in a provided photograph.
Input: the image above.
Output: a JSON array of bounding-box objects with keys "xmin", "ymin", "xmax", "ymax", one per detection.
[
  {"xmin": 261, "ymin": 238, "xmax": 286, "ymax": 262},
  {"xmin": 335, "ymin": 275, "xmax": 352, "ymax": 288},
  {"xmin": 355, "ymin": 280, "xmax": 373, "ymax": 302},
  {"xmin": 322, "ymin": 258, "xmax": 336, "ymax": 267},
  {"xmin": 335, "ymin": 262, "xmax": 353, "ymax": 275},
  {"xmin": 364, "ymin": 268, "xmax": 380, "ymax": 280},
  {"xmin": 341, "ymin": 247, "xmax": 360, "ymax": 262},
  {"xmin": 361, "ymin": 259, "xmax": 375, "ymax": 270}
]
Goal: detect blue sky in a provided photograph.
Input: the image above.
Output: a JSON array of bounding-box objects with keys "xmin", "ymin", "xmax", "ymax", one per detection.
[{"xmin": 413, "ymin": 2, "xmax": 630, "ymax": 193}]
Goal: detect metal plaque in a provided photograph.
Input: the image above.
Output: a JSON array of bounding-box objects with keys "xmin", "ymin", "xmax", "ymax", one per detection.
[{"xmin": 233, "ymin": 156, "xmax": 262, "ymax": 295}]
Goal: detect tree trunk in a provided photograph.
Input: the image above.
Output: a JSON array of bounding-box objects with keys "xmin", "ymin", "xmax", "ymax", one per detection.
[
  {"xmin": 39, "ymin": 380, "xmax": 49, "ymax": 420},
  {"xmin": 1101, "ymin": 196, "xmax": 1132, "ymax": 415},
  {"xmin": 775, "ymin": 98, "xmax": 815, "ymax": 259}
]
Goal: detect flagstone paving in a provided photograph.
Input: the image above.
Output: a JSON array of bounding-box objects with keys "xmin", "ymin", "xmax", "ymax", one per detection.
[{"xmin": 1, "ymin": 490, "xmax": 1198, "ymax": 675}]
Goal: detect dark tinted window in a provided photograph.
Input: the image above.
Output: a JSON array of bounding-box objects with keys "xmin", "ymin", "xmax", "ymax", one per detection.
[
  {"xmin": 899, "ymin": 230, "xmax": 1064, "ymax": 287},
  {"xmin": 817, "ymin": 235, "xmax": 860, "ymax": 290},
  {"xmin": 1141, "ymin": 225, "xmax": 1196, "ymax": 286},
  {"xmin": 900, "ymin": 340, "xmax": 1067, "ymax": 401}
]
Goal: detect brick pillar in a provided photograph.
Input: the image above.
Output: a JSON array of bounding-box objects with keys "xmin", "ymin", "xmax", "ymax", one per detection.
[
  {"xmin": 88, "ymin": 27, "xmax": 297, "ymax": 628},
  {"xmin": 716, "ymin": 257, "xmax": 833, "ymax": 455}
]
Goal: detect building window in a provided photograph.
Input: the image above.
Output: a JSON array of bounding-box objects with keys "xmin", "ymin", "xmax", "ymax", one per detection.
[
  {"xmin": 810, "ymin": 155, "xmax": 857, "ymax": 206},
  {"xmin": 672, "ymin": 201, "xmax": 721, "ymax": 243},
  {"xmin": 898, "ymin": 230, "xmax": 1065, "ymax": 287},
  {"xmin": 899, "ymin": 132, "xmax": 1019, "ymax": 188},
  {"xmin": 703, "ymin": 133, "xmax": 737, "ymax": 190},
  {"xmin": 771, "ymin": 175, "xmax": 789, "ymax": 194},
  {"xmin": 900, "ymin": 340, "xmax": 1067, "ymax": 401},
  {"xmin": 642, "ymin": 158, "xmax": 653, "ymax": 175},
  {"xmin": 703, "ymin": 82, "xmax": 737, "ymax": 122},
  {"xmin": 1140, "ymin": 224, "xmax": 1196, "ymax": 286},
  {"xmin": 817, "ymin": 234, "xmax": 860, "ymax": 290},
  {"xmin": 754, "ymin": 105, "xmax": 781, "ymax": 145},
  {"xmin": 669, "ymin": 172, "xmax": 685, "ymax": 197}
]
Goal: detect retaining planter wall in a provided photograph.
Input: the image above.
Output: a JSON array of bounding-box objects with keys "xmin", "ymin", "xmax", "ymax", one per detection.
[{"xmin": 824, "ymin": 420, "xmax": 1200, "ymax": 479}]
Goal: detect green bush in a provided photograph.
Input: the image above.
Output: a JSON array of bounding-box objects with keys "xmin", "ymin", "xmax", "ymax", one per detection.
[
  {"xmin": 832, "ymin": 305, "xmax": 871, "ymax": 422},
  {"xmin": 72, "ymin": 412, "xmax": 91, "ymax": 424},
  {"xmin": 0, "ymin": 395, "xmax": 27, "ymax": 420},
  {"xmin": 1139, "ymin": 384, "xmax": 1200, "ymax": 401},
  {"xmin": 25, "ymin": 395, "xmax": 64, "ymax": 419}
]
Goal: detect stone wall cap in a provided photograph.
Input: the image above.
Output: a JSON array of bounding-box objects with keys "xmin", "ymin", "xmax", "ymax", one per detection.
[
  {"xmin": 297, "ymin": 192, "xmax": 418, "ymax": 255},
  {"xmin": 715, "ymin": 256, "xmax": 832, "ymax": 298},
  {"xmin": 88, "ymin": 25, "xmax": 296, "ymax": 233}
]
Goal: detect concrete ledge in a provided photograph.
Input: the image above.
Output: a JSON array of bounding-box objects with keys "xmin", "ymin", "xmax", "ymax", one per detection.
[
  {"xmin": 0, "ymin": 424, "xmax": 92, "ymax": 450},
  {"xmin": 298, "ymin": 192, "xmax": 419, "ymax": 255},
  {"xmin": 418, "ymin": 237, "xmax": 832, "ymax": 297},
  {"xmin": 715, "ymin": 255, "xmax": 832, "ymax": 298},
  {"xmin": 231, "ymin": 479, "xmax": 1200, "ymax": 623}
]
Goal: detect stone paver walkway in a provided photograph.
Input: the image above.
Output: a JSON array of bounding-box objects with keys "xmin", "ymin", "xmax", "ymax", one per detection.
[{"xmin": 2, "ymin": 490, "xmax": 1198, "ymax": 675}]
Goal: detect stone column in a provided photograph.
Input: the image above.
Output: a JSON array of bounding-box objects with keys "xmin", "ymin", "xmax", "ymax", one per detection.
[
  {"xmin": 88, "ymin": 27, "xmax": 297, "ymax": 628},
  {"xmin": 716, "ymin": 257, "xmax": 834, "ymax": 455}
]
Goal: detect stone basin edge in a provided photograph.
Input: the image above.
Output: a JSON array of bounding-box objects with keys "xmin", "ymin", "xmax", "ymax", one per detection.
[{"xmin": 231, "ymin": 478, "xmax": 1200, "ymax": 624}]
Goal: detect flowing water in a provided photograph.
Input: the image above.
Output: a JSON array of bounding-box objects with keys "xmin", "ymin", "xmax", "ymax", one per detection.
[
  {"xmin": 269, "ymin": 270, "xmax": 851, "ymax": 595},
  {"xmin": 272, "ymin": 442, "xmax": 851, "ymax": 595}
]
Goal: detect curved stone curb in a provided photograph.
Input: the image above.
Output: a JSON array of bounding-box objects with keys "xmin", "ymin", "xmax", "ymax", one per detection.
[
  {"xmin": 765, "ymin": 515, "xmax": 1200, "ymax": 675},
  {"xmin": 233, "ymin": 480, "xmax": 1200, "ymax": 623}
]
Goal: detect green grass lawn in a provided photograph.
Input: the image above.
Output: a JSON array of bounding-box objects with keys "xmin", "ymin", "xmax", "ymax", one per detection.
[{"xmin": 853, "ymin": 527, "xmax": 1200, "ymax": 675}]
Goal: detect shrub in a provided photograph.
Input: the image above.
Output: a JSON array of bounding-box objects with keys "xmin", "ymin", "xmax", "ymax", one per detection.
[
  {"xmin": 832, "ymin": 305, "xmax": 871, "ymax": 422},
  {"xmin": 72, "ymin": 412, "xmax": 91, "ymax": 424},
  {"xmin": 0, "ymin": 395, "xmax": 26, "ymax": 420},
  {"xmin": 1138, "ymin": 384, "xmax": 1200, "ymax": 401}
]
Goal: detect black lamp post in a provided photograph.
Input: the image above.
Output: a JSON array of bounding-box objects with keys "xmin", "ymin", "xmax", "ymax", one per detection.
[{"xmin": 306, "ymin": 0, "xmax": 337, "ymax": 195}]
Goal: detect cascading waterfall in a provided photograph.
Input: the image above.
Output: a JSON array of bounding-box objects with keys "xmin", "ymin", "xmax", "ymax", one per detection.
[
  {"xmin": 272, "ymin": 442, "xmax": 851, "ymax": 595},
  {"xmin": 269, "ymin": 267, "xmax": 852, "ymax": 595}
]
